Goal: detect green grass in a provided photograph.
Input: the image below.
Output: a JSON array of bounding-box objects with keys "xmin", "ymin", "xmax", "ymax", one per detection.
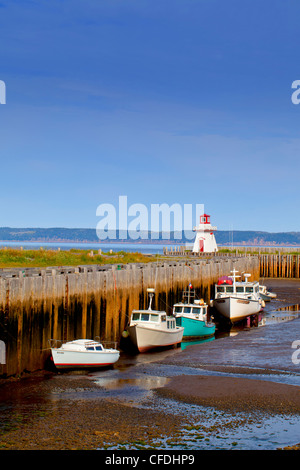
[{"xmin": 0, "ymin": 248, "xmax": 157, "ymax": 268}]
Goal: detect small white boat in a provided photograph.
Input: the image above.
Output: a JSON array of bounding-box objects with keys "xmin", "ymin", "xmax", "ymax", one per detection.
[
  {"xmin": 212, "ymin": 270, "xmax": 264, "ymax": 323},
  {"xmin": 50, "ymin": 338, "xmax": 120, "ymax": 370},
  {"xmin": 259, "ymin": 285, "xmax": 277, "ymax": 301},
  {"xmin": 126, "ymin": 288, "xmax": 184, "ymax": 353}
]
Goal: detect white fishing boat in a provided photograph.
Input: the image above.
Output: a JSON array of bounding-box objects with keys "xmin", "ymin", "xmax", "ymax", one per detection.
[
  {"xmin": 259, "ymin": 285, "xmax": 277, "ymax": 301},
  {"xmin": 212, "ymin": 270, "xmax": 264, "ymax": 323},
  {"xmin": 126, "ymin": 288, "xmax": 184, "ymax": 353},
  {"xmin": 49, "ymin": 338, "xmax": 120, "ymax": 370}
]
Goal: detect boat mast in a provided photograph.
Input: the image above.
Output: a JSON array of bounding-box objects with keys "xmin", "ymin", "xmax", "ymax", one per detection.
[{"xmin": 230, "ymin": 269, "xmax": 240, "ymax": 293}]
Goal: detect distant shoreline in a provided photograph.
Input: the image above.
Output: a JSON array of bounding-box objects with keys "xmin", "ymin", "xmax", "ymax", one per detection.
[
  {"xmin": 0, "ymin": 227, "xmax": 299, "ymax": 246},
  {"xmin": 0, "ymin": 240, "xmax": 300, "ymax": 248}
]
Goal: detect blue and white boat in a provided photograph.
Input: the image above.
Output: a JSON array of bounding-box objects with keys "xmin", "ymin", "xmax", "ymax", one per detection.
[{"xmin": 173, "ymin": 286, "xmax": 216, "ymax": 339}]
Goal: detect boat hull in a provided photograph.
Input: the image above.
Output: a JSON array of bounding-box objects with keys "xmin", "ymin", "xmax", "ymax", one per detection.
[
  {"xmin": 259, "ymin": 292, "xmax": 271, "ymax": 302},
  {"xmin": 127, "ymin": 324, "xmax": 184, "ymax": 353},
  {"xmin": 213, "ymin": 296, "xmax": 262, "ymax": 322},
  {"xmin": 175, "ymin": 316, "xmax": 215, "ymax": 338},
  {"xmin": 259, "ymin": 292, "xmax": 276, "ymax": 301},
  {"xmin": 51, "ymin": 349, "xmax": 120, "ymax": 369}
]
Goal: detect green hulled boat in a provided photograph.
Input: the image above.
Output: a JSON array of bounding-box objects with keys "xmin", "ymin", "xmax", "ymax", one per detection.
[{"xmin": 173, "ymin": 286, "xmax": 216, "ymax": 339}]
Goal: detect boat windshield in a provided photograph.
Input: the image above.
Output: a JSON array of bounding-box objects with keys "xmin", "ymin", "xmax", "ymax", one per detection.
[
  {"xmin": 141, "ymin": 313, "xmax": 150, "ymax": 321},
  {"xmin": 217, "ymin": 285, "xmax": 234, "ymax": 293},
  {"xmin": 184, "ymin": 307, "xmax": 191, "ymax": 313},
  {"xmin": 174, "ymin": 307, "xmax": 183, "ymax": 313},
  {"xmin": 86, "ymin": 345, "xmax": 103, "ymax": 351},
  {"xmin": 225, "ymin": 286, "xmax": 234, "ymax": 293},
  {"xmin": 150, "ymin": 314, "xmax": 159, "ymax": 322},
  {"xmin": 132, "ymin": 312, "xmax": 159, "ymax": 322},
  {"xmin": 246, "ymin": 287, "xmax": 253, "ymax": 293},
  {"xmin": 236, "ymin": 286, "xmax": 244, "ymax": 293},
  {"xmin": 192, "ymin": 307, "xmax": 204, "ymax": 314}
]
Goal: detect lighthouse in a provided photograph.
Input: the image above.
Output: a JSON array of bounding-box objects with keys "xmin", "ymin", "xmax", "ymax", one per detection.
[{"xmin": 192, "ymin": 214, "xmax": 218, "ymax": 253}]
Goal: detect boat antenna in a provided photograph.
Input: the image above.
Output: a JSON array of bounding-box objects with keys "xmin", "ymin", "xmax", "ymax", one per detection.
[{"xmin": 188, "ymin": 283, "xmax": 191, "ymax": 303}]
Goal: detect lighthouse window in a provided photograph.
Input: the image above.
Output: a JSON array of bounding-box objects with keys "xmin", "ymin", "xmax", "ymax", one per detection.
[{"xmin": 201, "ymin": 217, "xmax": 206, "ymax": 223}]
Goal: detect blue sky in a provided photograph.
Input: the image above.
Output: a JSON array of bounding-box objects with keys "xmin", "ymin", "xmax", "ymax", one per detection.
[{"xmin": 0, "ymin": 0, "xmax": 300, "ymax": 232}]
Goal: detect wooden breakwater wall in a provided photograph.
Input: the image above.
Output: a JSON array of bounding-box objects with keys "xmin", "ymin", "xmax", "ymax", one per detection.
[
  {"xmin": 164, "ymin": 246, "xmax": 300, "ymax": 256},
  {"xmin": 164, "ymin": 247, "xmax": 300, "ymax": 279},
  {"xmin": 260, "ymin": 254, "xmax": 300, "ymax": 278},
  {"xmin": 0, "ymin": 257, "xmax": 259, "ymax": 377}
]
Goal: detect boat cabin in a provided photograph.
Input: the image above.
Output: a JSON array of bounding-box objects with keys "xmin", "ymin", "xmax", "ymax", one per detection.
[
  {"xmin": 61, "ymin": 339, "xmax": 105, "ymax": 351},
  {"xmin": 215, "ymin": 275, "xmax": 260, "ymax": 298},
  {"xmin": 173, "ymin": 302, "xmax": 208, "ymax": 318},
  {"xmin": 216, "ymin": 283, "xmax": 259, "ymax": 294},
  {"xmin": 215, "ymin": 270, "xmax": 260, "ymax": 297},
  {"xmin": 130, "ymin": 310, "xmax": 177, "ymax": 330}
]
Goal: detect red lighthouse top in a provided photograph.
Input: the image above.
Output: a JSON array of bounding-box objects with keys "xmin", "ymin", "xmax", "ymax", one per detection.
[{"xmin": 199, "ymin": 214, "xmax": 211, "ymax": 224}]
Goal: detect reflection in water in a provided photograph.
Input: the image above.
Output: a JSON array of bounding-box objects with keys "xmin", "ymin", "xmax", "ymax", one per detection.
[
  {"xmin": 276, "ymin": 304, "xmax": 300, "ymax": 312},
  {"xmin": 211, "ymin": 302, "xmax": 300, "ymax": 336},
  {"xmin": 94, "ymin": 375, "xmax": 169, "ymax": 391},
  {"xmin": 180, "ymin": 336, "xmax": 215, "ymax": 351}
]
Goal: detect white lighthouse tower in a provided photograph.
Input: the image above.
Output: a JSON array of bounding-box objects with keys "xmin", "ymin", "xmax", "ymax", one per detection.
[{"xmin": 192, "ymin": 214, "xmax": 218, "ymax": 253}]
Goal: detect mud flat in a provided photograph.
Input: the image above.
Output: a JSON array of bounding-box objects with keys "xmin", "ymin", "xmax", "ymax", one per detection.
[
  {"xmin": 153, "ymin": 278, "xmax": 300, "ymax": 449},
  {"xmin": 156, "ymin": 375, "xmax": 300, "ymax": 415}
]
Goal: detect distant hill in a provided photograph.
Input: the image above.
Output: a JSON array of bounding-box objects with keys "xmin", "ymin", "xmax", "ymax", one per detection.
[
  {"xmin": 215, "ymin": 231, "xmax": 300, "ymax": 246},
  {"xmin": 0, "ymin": 227, "xmax": 299, "ymax": 246}
]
